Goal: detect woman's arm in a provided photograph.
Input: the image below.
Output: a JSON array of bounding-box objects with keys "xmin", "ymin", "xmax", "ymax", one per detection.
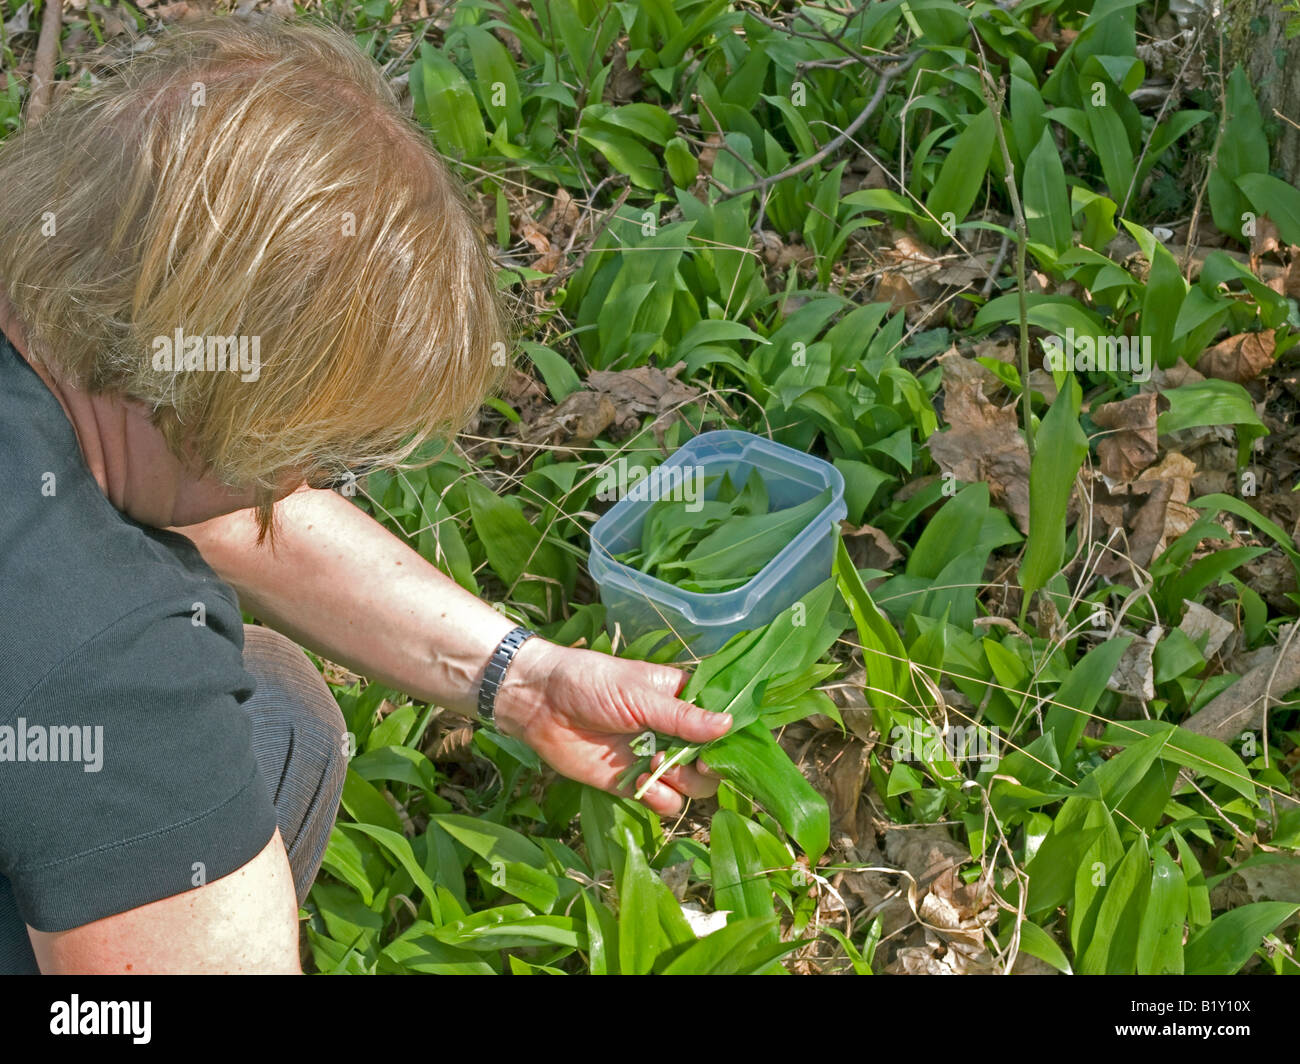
[
  {"xmin": 180, "ymin": 484, "xmax": 529, "ymax": 719},
  {"xmin": 176, "ymin": 486, "xmax": 728, "ymax": 814}
]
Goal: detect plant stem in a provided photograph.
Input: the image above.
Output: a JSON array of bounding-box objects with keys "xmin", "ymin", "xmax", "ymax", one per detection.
[
  {"xmin": 632, "ymin": 743, "xmax": 700, "ymax": 800},
  {"xmin": 974, "ymin": 38, "xmax": 1034, "ymax": 457}
]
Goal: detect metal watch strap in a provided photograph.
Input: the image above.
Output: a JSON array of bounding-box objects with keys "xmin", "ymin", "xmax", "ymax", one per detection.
[{"xmin": 477, "ymin": 626, "xmax": 535, "ymax": 724}]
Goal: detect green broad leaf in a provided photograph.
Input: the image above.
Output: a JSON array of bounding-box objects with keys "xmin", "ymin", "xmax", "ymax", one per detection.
[
  {"xmin": 593, "ymin": 102, "xmax": 677, "ymax": 145},
  {"xmin": 432, "ymin": 906, "xmax": 586, "ymax": 951},
  {"xmin": 701, "ymin": 723, "xmax": 830, "ymax": 862},
  {"xmin": 319, "ymin": 829, "xmax": 377, "ymax": 907},
  {"xmin": 1024, "ymin": 800, "xmax": 1107, "ymax": 914},
  {"xmin": 733, "ymin": 467, "xmax": 770, "ymax": 516},
  {"xmin": 761, "ymin": 662, "xmax": 842, "ymax": 708},
  {"xmin": 382, "ymin": 922, "xmax": 496, "ymax": 975},
  {"xmin": 466, "ymin": 476, "xmax": 570, "ymax": 612},
  {"xmin": 1132, "ymin": 225, "xmax": 1187, "ymax": 368},
  {"xmin": 1024, "ymin": 127, "xmax": 1072, "ymax": 254},
  {"xmin": 923, "ymin": 104, "xmax": 996, "ymax": 245},
  {"xmin": 1098, "ymin": 720, "xmax": 1257, "ymax": 803},
  {"xmin": 973, "ymin": 293, "xmax": 1106, "ymax": 337},
  {"xmin": 522, "ymin": 341, "xmax": 582, "ymax": 402},
  {"xmin": 1084, "ymin": 85, "xmax": 1135, "ymax": 205},
  {"xmin": 1077, "ymin": 833, "xmax": 1150, "ymax": 974},
  {"xmin": 409, "ymin": 44, "xmax": 486, "ymax": 159},
  {"xmin": 1043, "ymin": 637, "xmax": 1133, "ymax": 762},
  {"xmin": 841, "ymin": 188, "xmax": 918, "ymax": 217},
  {"xmin": 1021, "ymin": 375, "xmax": 1087, "ymax": 598},
  {"xmin": 1237, "ymin": 172, "xmax": 1300, "ymax": 245},
  {"xmin": 1005, "ymin": 919, "xmax": 1073, "ymax": 974},
  {"xmin": 618, "ymin": 828, "xmax": 666, "ymax": 974},
  {"xmin": 577, "ymin": 125, "xmax": 662, "ymax": 190},
  {"xmin": 1184, "ymin": 902, "xmax": 1300, "ymax": 974},
  {"xmin": 1171, "ymin": 828, "xmax": 1212, "ymax": 927},
  {"xmin": 660, "ymin": 916, "xmax": 796, "ymax": 974},
  {"xmin": 635, "ymin": 580, "xmax": 840, "ymax": 798},
  {"xmin": 366, "ymin": 703, "xmax": 416, "ymax": 749},
  {"xmin": 676, "ymin": 319, "xmax": 769, "ymax": 359},
  {"xmin": 1073, "ymin": 187, "xmax": 1118, "ymax": 250},
  {"xmin": 683, "ymin": 579, "xmax": 839, "ymax": 732},
  {"xmin": 457, "ymin": 25, "xmax": 523, "ymax": 135},
  {"xmin": 1207, "ymin": 67, "xmax": 1269, "ymax": 240},
  {"xmin": 341, "ymin": 822, "xmax": 440, "ymax": 919},
  {"xmin": 664, "ymin": 136, "xmax": 698, "ymax": 188},
  {"xmin": 761, "ymin": 688, "xmax": 842, "ymax": 731},
  {"xmin": 662, "ymin": 487, "xmax": 832, "ymax": 583},
  {"xmin": 581, "ymin": 890, "xmax": 619, "ymax": 975},
  {"xmin": 1272, "ymin": 806, "xmax": 1300, "ymax": 849},
  {"xmin": 1136, "ymin": 847, "xmax": 1187, "ymax": 974},
  {"xmin": 835, "ymin": 536, "xmax": 910, "ymax": 711},
  {"xmin": 473, "ymin": 858, "xmax": 559, "ymax": 913},
  {"xmin": 636, "ymin": 500, "xmax": 732, "ymax": 572},
  {"xmin": 351, "ymin": 745, "xmax": 441, "ymax": 794},
  {"xmin": 710, "ymin": 809, "xmax": 774, "ymax": 920},
  {"xmin": 886, "ymin": 762, "xmax": 923, "ymax": 797},
  {"xmin": 1076, "ymin": 731, "xmax": 1169, "ymax": 809},
  {"xmin": 418, "ymin": 483, "xmax": 477, "ymax": 593},
  {"xmin": 1157, "ymin": 378, "xmax": 1267, "ymax": 466},
  {"xmin": 1137, "ymin": 110, "xmax": 1212, "ymax": 192},
  {"xmin": 1010, "ymin": 72, "xmax": 1048, "ymax": 165},
  {"xmin": 906, "ymin": 482, "xmax": 1021, "ymax": 580},
  {"xmin": 340, "ymin": 768, "xmax": 406, "ymax": 836}
]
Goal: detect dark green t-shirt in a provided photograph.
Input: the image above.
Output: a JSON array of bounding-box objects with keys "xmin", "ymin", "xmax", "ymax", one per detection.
[{"xmin": 0, "ymin": 329, "xmax": 278, "ymax": 972}]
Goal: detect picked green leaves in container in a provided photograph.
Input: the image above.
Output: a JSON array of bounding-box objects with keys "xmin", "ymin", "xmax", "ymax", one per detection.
[{"xmin": 614, "ymin": 468, "xmax": 833, "ymax": 593}]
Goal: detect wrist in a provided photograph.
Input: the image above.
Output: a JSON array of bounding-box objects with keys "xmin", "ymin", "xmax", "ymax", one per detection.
[{"xmin": 491, "ymin": 637, "xmax": 562, "ymax": 739}]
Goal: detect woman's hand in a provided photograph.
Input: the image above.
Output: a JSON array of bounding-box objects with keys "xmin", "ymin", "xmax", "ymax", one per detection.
[{"xmin": 493, "ymin": 638, "xmax": 731, "ymax": 815}]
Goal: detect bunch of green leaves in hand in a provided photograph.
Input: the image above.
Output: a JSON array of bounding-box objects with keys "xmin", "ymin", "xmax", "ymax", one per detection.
[
  {"xmin": 615, "ymin": 469, "xmax": 833, "ymax": 593},
  {"xmin": 617, "ymin": 579, "xmax": 843, "ymax": 862}
]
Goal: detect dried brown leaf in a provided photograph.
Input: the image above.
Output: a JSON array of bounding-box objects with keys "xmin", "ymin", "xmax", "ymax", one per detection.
[
  {"xmin": 1092, "ymin": 392, "xmax": 1160, "ymax": 483},
  {"xmin": 1197, "ymin": 330, "xmax": 1276, "ymax": 384}
]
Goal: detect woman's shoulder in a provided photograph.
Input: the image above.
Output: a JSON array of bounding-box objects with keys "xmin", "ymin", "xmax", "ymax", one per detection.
[{"xmin": 0, "ymin": 326, "xmax": 250, "ymax": 711}]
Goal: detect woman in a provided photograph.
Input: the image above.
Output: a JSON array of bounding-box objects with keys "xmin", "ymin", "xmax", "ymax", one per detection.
[{"xmin": 0, "ymin": 16, "xmax": 728, "ymax": 974}]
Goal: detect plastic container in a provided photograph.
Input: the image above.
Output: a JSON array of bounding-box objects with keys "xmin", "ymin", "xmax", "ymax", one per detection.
[{"xmin": 588, "ymin": 429, "xmax": 847, "ymax": 656}]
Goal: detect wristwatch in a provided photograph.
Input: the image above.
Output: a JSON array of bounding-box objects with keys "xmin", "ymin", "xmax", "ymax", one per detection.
[{"xmin": 477, "ymin": 625, "xmax": 536, "ymax": 725}]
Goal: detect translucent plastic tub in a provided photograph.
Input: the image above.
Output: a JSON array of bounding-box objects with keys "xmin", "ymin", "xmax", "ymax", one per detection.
[{"xmin": 588, "ymin": 429, "xmax": 847, "ymax": 656}]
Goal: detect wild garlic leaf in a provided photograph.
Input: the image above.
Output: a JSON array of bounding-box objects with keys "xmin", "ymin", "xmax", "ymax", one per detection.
[
  {"xmin": 662, "ymin": 487, "xmax": 832, "ymax": 583},
  {"xmin": 701, "ymin": 723, "xmax": 830, "ymax": 862}
]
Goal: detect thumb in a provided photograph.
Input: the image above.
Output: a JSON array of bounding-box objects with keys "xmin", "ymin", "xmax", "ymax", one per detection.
[
  {"xmin": 635, "ymin": 691, "xmax": 732, "ymax": 744},
  {"xmin": 642, "ymin": 662, "xmax": 691, "ymax": 698}
]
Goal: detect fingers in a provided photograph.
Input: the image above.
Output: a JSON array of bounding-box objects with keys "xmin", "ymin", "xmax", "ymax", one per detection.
[
  {"xmin": 537, "ymin": 730, "xmax": 694, "ymax": 815},
  {"xmin": 634, "ymin": 773, "xmax": 685, "ymax": 815},
  {"xmin": 648, "ymin": 753, "xmax": 718, "ymax": 800}
]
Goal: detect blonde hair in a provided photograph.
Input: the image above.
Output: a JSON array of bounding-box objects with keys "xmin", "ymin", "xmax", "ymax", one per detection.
[{"xmin": 0, "ymin": 15, "xmax": 510, "ymax": 534}]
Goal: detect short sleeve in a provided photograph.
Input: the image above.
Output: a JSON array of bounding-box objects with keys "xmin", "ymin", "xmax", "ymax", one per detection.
[{"xmin": 0, "ymin": 593, "xmax": 279, "ymax": 933}]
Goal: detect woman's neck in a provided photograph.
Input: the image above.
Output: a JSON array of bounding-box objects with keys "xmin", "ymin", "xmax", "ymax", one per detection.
[{"xmin": 0, "ymin": 283, "xmax": 266, "ymax": 526}]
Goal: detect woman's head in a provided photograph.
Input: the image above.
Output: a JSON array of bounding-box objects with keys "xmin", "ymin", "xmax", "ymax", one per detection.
[{"xmin": 0, "ymin": 15, "xmax": 509, "ymax": 533}]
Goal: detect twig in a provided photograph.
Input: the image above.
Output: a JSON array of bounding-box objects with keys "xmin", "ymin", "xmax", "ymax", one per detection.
[
  {"xmin": 979, "ymin": 231, "xmax": 1013, "ymax": 300},
  {"xmin": 26, "ymin": 0, "xmax": 63, "ymax": 124},
  {"xmin": 1273, "ymin": 107, "xmax": 1300, "ymax": 134},
  {"xmin": 716, "ymin": 49, "xmax": 922, "ymax": 201},
  {"xmin": 382, "ymin": 9, "xmax": 443, "ymax": 76},
  {"xmin": 1182, "ymin": 31, "xmax": 1226, "ymax": 279},
  {"xmin": 1119, "ymin": 18, "xmax": 1207, "ymax": 220},
  {"xmin": 972, "ymin": 43, "xmax": 1033, "ymax": 458}
]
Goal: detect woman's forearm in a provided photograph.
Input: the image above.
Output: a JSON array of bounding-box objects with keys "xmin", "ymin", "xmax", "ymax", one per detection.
[
  {"xmin": 177, "ymin": 484, "xmax": 729, "ymax": 814},
  {"xmin": 175, "ymin": 486, "xmax": 522, "ymax": 719}
]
